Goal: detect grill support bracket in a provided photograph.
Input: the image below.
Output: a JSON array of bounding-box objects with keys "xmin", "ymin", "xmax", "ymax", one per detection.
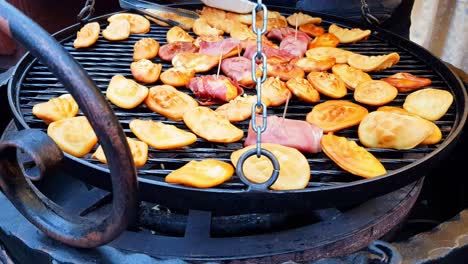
[{"xmin": 0, "ymin": 1, "xmax": 138, "ymax": 248}]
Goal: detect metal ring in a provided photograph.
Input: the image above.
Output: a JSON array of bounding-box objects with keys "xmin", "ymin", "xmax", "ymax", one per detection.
[
  {"xmin": 1, "ymin": 129, "xmax": 63, "ymax": 181},
  {"xmin": 236, "ymin": 148, "xmax": 280, "ymax": 192},
  {"xmin": 368, "ymin": 240, "xmax": 403, "ymax": 264}
]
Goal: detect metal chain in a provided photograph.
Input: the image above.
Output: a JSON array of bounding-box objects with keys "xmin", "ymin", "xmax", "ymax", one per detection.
[
  {"xmin": 77, "ymin": 0, "xmax": 96, "ymax": 24},
  {"xmin": 236, "ymin": 0, "xmax": 280, "ymax": 191},
  {"xmin": 250, "ymin": 0, "xmax": 268, "ymax": 157}
]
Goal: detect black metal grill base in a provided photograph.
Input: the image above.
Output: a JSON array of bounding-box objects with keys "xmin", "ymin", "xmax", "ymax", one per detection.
[
  {"xmin": 0, "ymin": 120, "xmax": 423, "ymax": 263},
  {"xmin": 0, "ymin": 178, "xmax": 421, "ymax": 264}
]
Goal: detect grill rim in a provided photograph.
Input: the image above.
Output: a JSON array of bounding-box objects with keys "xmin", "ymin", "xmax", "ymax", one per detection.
[{"xmin": 7, "ymin": 5, "xmax": 468, "ymax": 214}]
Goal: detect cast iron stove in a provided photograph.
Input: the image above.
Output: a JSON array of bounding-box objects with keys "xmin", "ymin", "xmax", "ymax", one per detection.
[{"xmin": 1, "ymin": 1, "xmax": 468, "ymax": 263}]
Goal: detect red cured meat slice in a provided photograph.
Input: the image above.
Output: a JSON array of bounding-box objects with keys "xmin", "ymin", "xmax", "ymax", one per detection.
[
  {"xmin": 158, "ymin": 41, "xmax": 198, "ymax": 61},
  {"xmin": 244, "ymin": 115, "xmax": 323, "ymax": 153},
  {"xmin": 187, "ymin": 75, "xmax": 244, "ymax": 105},
  {"xmin": 243, "ymin": 45, "xmax": 296, "ymax": 62},
  {"xmin": 199, "ymin": 38, "xmax": 241, "ymax": 57},
  {"xmin": 279, "ymin": 33, "xmax": 309, "ymax": 58},
  {"xmin": 267, "ymin": 27, "xmax": 311, "ymax": 42},
  {"xmin": 221, "ymin": 56, "xmax": 260, "ymax": 88}
]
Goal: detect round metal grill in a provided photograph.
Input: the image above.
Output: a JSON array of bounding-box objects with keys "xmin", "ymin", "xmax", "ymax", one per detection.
[{"xmin": 8, "ymin": 5, "xmax": 467, "ymax": 214}]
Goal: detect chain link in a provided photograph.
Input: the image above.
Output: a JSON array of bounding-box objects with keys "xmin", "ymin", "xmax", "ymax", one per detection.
[
  {"xmin": 250, "ymin": 0, "xmax": 269, "ymax": 157},
  {"xmin": 234, "ymin": 0, "xmax": 280, "ymax": 191},
  {"xmin": 251, "ymin": 4, "xmax": 268, "ymax": 35}
]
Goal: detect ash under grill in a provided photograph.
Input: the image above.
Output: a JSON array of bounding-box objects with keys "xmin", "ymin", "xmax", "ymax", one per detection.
[{"xmin": 8, "ymin": 5, "xmax": 465, "ymax": 213}]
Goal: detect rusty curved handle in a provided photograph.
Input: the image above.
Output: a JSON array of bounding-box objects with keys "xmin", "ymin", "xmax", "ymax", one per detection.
[{"xmin": 0, "ymin": 1, "xmax": 138, "ymax": 248}]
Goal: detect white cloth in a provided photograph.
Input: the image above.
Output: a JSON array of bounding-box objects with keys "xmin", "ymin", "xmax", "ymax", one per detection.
[{"xmin": 410, "ymin": 0, "xmax": 467, "ymax": 73}]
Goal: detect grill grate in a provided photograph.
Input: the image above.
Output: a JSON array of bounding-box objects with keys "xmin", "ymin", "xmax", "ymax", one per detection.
[
  {"xmin": 15, "ymin": 12, "xmax": 457, "ymax": 193},
  {"xmin": 10, "ymin": 4, "xmax": 465, "ymax": 214}
]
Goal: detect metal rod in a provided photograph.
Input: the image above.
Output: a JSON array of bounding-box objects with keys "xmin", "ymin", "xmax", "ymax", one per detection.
[{"xmin": 0, "ymin": 0, "xmax": 138, "ymax": 248}]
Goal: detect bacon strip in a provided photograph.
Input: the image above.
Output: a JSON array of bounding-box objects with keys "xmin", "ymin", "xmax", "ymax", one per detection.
[
  {"xmin": 279, "ymin": 33, "xmax": 310, "ymax": 58},
  {"xmin": 244, "ymin": 115, "xmax": 323, "ymax": 153},
  {"xmin": 221, "ymin": 57, "xmax": 259, "ymax": 88},
  {"xmin": 158, "ymin": 41, "xmax": 198, "ymax": 61},
  {"xmin": 243, "ymin": 45, "xmax": 296, "ymax": 63},
  {"xmin": 187, "ymin": 75, "xmax": 244, "ymax": 105},
  {"xmin": 267, "ymin": 27, "xmax": 311, "ymax": 42},
  {"xmin": 199, "ymin": 38, "xmax": 241, "ymax": 58}
]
